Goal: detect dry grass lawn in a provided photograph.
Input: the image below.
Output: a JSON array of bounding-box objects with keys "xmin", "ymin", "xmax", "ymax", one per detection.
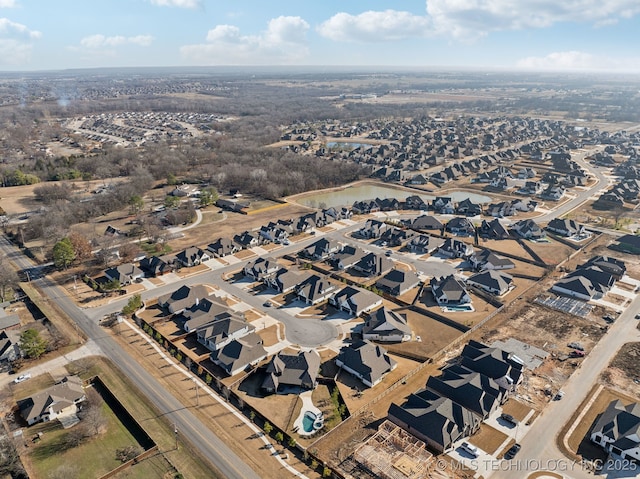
[
  {"xmin": 501, "ymin": 399, "xmax": 535, "ymax": 422},
  {"xmin": 468, "ymin": 423, "xmax": 509, "ymax": 455}
]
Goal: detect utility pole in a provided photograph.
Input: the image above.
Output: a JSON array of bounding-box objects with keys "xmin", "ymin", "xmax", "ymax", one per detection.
[{"xmin": 194, "ymin": 377, "xmax": 199, "ymax": 407}]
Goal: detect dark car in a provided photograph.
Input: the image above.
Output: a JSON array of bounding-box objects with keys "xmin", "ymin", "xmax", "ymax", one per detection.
[
  {"xmin": 504, "ymin": 443, "xmax": 521, "ymax": 459},
  {"xmin": 263, "ymin": 301, "xmax": 272, "ymax": 308},
  {"xmin": 500, "ymin": 413, "xmax": 518, "ymax": 426}
]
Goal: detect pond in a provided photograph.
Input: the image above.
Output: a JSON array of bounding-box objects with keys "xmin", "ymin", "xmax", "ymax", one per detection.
[{"xmin": 296, "ymin": 184, "xmax": 491, "ymax": 209}]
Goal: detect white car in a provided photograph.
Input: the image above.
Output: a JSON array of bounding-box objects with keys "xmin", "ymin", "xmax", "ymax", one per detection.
[
  {"xmin": 13, "ymin": 373, "xmax": 31, "ymax": 384},
  {"xmin": 460, "ymin": 441, "xmax": 479, "ymax": 457}
]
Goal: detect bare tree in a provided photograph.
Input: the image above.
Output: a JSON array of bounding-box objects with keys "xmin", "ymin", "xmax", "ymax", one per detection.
[{"xmin": 0, "ymin": 255, "xmax": 19, "ymax": 302}]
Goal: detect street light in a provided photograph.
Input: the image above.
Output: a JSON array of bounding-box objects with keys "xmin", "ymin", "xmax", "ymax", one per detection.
[
  {"xmin": 193, "ymin": 377, "xmax": 199, "ymax": 407},
  {"xmin": 174, "ymin": 424, "xmax": 178, "ymax": 450}
]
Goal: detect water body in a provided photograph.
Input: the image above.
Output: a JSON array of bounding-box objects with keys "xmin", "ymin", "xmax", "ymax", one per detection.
[
  {"xmin": 297, "ymin": 184, "xmax": 491, "ymax": 208},
  {"xmin": 326, "ymin": 141, "xmax": 373, "ymax": 150}
]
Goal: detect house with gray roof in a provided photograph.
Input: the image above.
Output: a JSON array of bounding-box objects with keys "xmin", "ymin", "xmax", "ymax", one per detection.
[
  {"xmin": 478, "ymin": 219, "xmax": 510, "ymax": 240},
  {"xmin": 387, "ymin": 389, "xmax": 480, "ymax": 453},
  {"xmin": 18, "ymin": 376, "xmax": 86, "ymax": 426},
  {"xmin": 330, "ymin": 286, "xmax": 383, "ymax": 316},
  {"xmin": 445, "ymin": 217, "xmax": 475, "ymax": 236},
  {"xmin": 357, "ymin": 219, "xmax": 389, "ymax": 239},
  {"xmin": 264, "ymin": 268, "xmax": 309, "ymax": 294},
  {"xmin": 331, "ymin": 246, "xmax": 368, "ymax": 270},
  {"xmin": 470, "ymin": 249, "xmax": 515, "ymax": 271},
  {"xmin": 211, "ymin": 333, "xmax": 268, "ymax": 376},
  {"xmin": 511, "ymin": 219, "xmax": 546, "ymax": 240},
  {"xmin": 196, "ymin": 315, "xmax": 254, "ymax": 352},
  {"xmin": 176, "ymin": 246, "xmax": 210, "ymax": 267},
  {"xmin": 407, "ymin": 215, "xmax": 444, "ymax": 231},
  {"xmin": 466, "ymin": 270, "xmax": 514, "ymax": 296},
  {"xmin": 207, "ymin": 237, "xmax": 240, "ymax": 257},
  {"xmin": 300, "ymin": 238, "xmax": 343, "ymax": 260},
  {"xmin": 375, "ymin": 269, "xmax": 420, "ymax": 296},
  {"xmin": 296, "ymin": 275, "xmax": 338, "ymax": 305},
  {"xmin": 546, "ymin": 218, "xmax": 585, "ymax": 237},
  {"xmin": 261, "ymin": 350, "xmax": 321, "ymax": 394},
  {"xmin": 244, "ymin": 257, "xmax": 280, "ymax": 281},
  {"xmin": 590, "ymin": 400, "xmax": 640, "ymax": 460},
  {"xmin": 438, "ymin": 238, "xmax": 474, "ymax": 259},
  {"xmin": 104, "ymin": 263, "xmax": 144, "ymax": 285},
  {"xmin": 158, "ymin": 284, "xmax": 209, "ymax": 314},
  {"xmin": 362, "ymin": 308, "xmax": 412, "ymax": 343},
  {"xmin": 352, "ymin": 252, "xmax": 394, "ymax": 277},
  {"xmin": 552, "ymin": 266, "xmax": 615, "ymax": 301},
  {"xmin": 139, "ymin": 255, "xmax": 173, "ymax": 276},
  {"xmin": 335, "ymin": 340, "xmax": 396, "ymax": 388},
  {"xmin": 181, "ymin": 298, "xmax": 240, "ymax": 332},
  {"xmin": 408, "ymin": 234, "xmax": 444, "ymax": 254},
  {"xmin": 0, "ymin": 330, "xmax": 20, "ymax": 363},
  {"xmin": 430, "ymin": 275, "xmax": 471, "ymax": 306}
]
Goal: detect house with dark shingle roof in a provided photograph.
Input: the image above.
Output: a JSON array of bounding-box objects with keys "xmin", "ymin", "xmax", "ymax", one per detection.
[
  {"xmin": 430, "ymin": 275, "xmax": 471, "ymax": 306},
  {"xmin": 460, "ymin": 340, "xmax": 523, "ymax": 392},
  {"xmin": 207, "ymin": 237, "xmax": 240, "ymax": 257},
  {"xmin": 357, "ymin": 219, "xmax": 389, "ymax": 239},
  {"xmin": 243, "ymin": 257, "xmax": 280, "ymax": 281},
  {"xmin": 470, "ymin": 249, "xmax": 515, "ymax": 271},
  {"xmin": 139, "ymin": 255, "xmax": 173, "ymax": 276},
  {"xmin": 261, "ymin": 350, "xmax": 321, "ymax": 394},
  {"xmin": 407, "ymin": 215, "xmax": 444, "ymax": 231},
  {"xmin": 478, "ymin": 219, "xmax": 510, "ymax": 240},
  {"xmin": 466, "ymin": 270, "xmax": 514, "ymax": 296},
  {"xmin": 615, "ymin": 234, "xmax": 640, "ymax": 255},
  {"xmin": 196, "ymin": 315, "xmax": 254, "ymax": 352},
  {"xmin": 511, "ymin": 219, "xmax": 546, "ymax": 240},
  {"xmin": 362, "ymin": 308, "xmax": 412, "ymax": 343},
  {"xmin": 375, "ymin": 269, "xmax": 420, "ymax": 296},
  {"xmin": 211, "ymin": 333, "xmax": 267, "ymax": 376},
  {"xmin": 335, "ymin": 340, "xmax": 396, "ymax": 388},
  {"xmin": 438, "ymin": 238, "xmax": 474, "ymax": 259},
  {"xmin": 590, "ymin": 400, "xmax": 640, "ymax": 460},
  {"xmin": 387, "ymin": 389, "xmax": 480, "ymax": 453},
  {"xmin": 264, "ymin": 268, "xmax": 310, "ymax": 294},
  {"xmin": 580, "ymin": 255, "xmax": 626, "ymax": 279},
  {"xmin": 181, "ymin": 298, "xmax": 240, "ymax": 332},
  {"xmin": 18, "ymin": 376, "xmax": 86, "ymax": 426},
  {"xmin": 445, "ymin": 217, "xmax": 475, "ymax": 236},
  {"xmin": 426, "ymin": 365, "xmax": 504, "ymax": 419},
  {"xmin": 546, "ymin": 218, "xmax": 585, "ymax": 237},
  {"xmin": 176, "ymin": 246, "xmax": 210, "ymax": 267},
  {"xmin": 296, "ymin": 275, "xmax": 338, "ymax": 305},
  {"xmin": 0, "ymin": 330, "xmax": 20, "ymax": 363},
  {"xmin": 352, "ymin": 252, "xmax": 394, "ymax": 277},
  {"xmin": 331, "ymin": 245, "xmax": 368, "ymax": 270},
  {"xmin": 408, "ymin": 234, "xmax": 444, "ymax": 254},
  {"xmin": 330, "ymin": 286, "xmax": 383, "ymax": 317},
  {"xmin": 158, "ymin": 284, "xmax": 209, "ymax": 314},
  {"xmin": 300, "ymin": 238, "xmax": 342, "ymax": 260}
]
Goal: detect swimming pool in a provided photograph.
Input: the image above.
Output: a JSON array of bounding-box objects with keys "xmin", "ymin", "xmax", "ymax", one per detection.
[{"xmin": 302, "ymin": 412, "xmax": 316, "ymax": 433}]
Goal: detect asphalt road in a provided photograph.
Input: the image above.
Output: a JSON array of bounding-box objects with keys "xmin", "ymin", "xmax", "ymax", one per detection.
[{"xmin": 0, "ymin": 235, "xmax": 261, "ymax": 479}]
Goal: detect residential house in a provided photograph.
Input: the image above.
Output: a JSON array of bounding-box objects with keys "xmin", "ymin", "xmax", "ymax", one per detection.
[
  {"xmin": 264, "ymin": 268, "xmax": 309, "ymax": 294},
  {"xmin": 0, "ymin": 330, "xmax": 20, "ymax": 363},
  {"xmin": 580, "ymin": 256, "xmax": 626, "ymax": 279},
  {"xmin": 211, "ymin": 333, "xmax": 268, "ymax": 376},
  {"xmin": 438, "ymin": 238, "xmax": 474, "ymax": 259},
  {"xmin": 404, "ymin": 195, "xmax": 428, "ymax": 210},
  {"xmin": 426, "ymin": 366, "xmax": 504, "ymax": 419},
  {"xmin": 259, "ymin": 223, "xmax": 289, "ymax": 244},
  {"xmin": 460, "ymin": 340, "xmax": 523, "ymax": 392},
  {"xmin": 510, "ymin": 198, "xmax": 538, "ymax": 213},
  {"xmin": 615, "ymin": 234, "xmax": 640, "ymax": 255},
  {"xmin": 104, "ymin": 263, "xmax": 144, "ymax": 285},
  {"xmin": 485, "ymin": 202, "xmax": 515, "ymax": 218},
  {"xmin": 375, "ymin": 269, "xmax": 421, "ymax": 296},
  {"xmin": 362, "ymin": 308, "xmax": 412, "ymax": 342},
  {"xmin": 139, "ymin": 255, "xmax": 173, "ymax": 276},
  {"xmin": 352, "ymin": 199, "xmax": 380, "ymax": 215},
  {"xmin": 388, "ymin": 389, "xmax": 481, "ymax": 453},
  {"xmin": 517, "ymin": 167, "xmax": 536, "ymax": 179},
  {"xmin": 511, "ymin": 219, "xmax": 546, "ymax": 240},
  {"xmin": 551, "ymin": 266, "xmax": 615, "ymax": 301},
  {"xmin": 158, "ymin": 284, "xmax": 209, "ymax": 314},
  {"xmin": 181, "ymin": 298, "xmax": 236, "ymax": 332},
  {"xmin": 517, "ymin": 181, "xmax": 544, "ymax": 195},
  {"xmin": 207, "ymin": 237, "xmax": 240, "ymax": 257},
  {"xmin": 233, "ymin": 231, "xmax": 260, "ymax": 249},
  {"xmin": 466, "ymin": 270, "xmax": 514, "ymax": 296},
  {"xmin": 546, "ymin": 218, "xmax": 585, "ymax": 237},
  {"xmin": 176, "ymin": 246, "xmax": 210, "ymax": 268},
  {"xmin": 331, "ymin": 246, "xmax": 368, "ymax": 270},
  {"xmin": 478, "ymin": 219, "xmax": 510, "ymax": 240},
  {"xmin": 352, "ymin": 252, "xmax": 394, "ymax": 277},
  {"xmin": 216, "ymin": 198, "xmax": 250, "ymax": 213},
  {"xmin": 590, "ymin": 400, "xmax": 640, "ymax": 460},
  {"xmin": 244, "ymin": 257, "xmax": 280, "ymax": 281},
  {"xmin": 540, "ymin": 185, "xmax": 566, "ymax": 200},
  {"xmin": 357, "ymin": 219, "xmax": 389, "ymax": 239},
  {"xmin": 456, "ymin": 198, "xmax": 483, "ymax": 217},
  {"xmin": 431, "ymin": 197, "xmax": 455, "ymax": 214},
  {"xmin": 296, "ymin": 275, "xmax": 338, "ymax": 305},
  {"xmin": 261, "ymin": 350, "xmax": 321, "ymax": 394},
  {"xmin": 430, "ymin": 275, "xmax": 471, "ymax": 306},
  {"xmin": 18, "ymin": 376, "xmax": 86, "ymax": 426},
  {"xmin": 379, "ymin": 227, "xmax": 416, "ymax": 247},
  {"xmin": 330, "ymin": 286, "xmax": 383, "ymax": 316},
  {"xmin": 335, "ymin": 340, "xmax": 397, "ymax": 388},
  {"xmin": 407, "ymin": 215, "xmax": 444, "ymax": 231},
  {"xmin": 300, "ymin": 238, "xmax": 342, "ymax": 260},
  {"xmin": 408, "ymin": 234, "xmax": 445, "ymax": 254},
  {"xmin": 196, "ymin": 316, "xmax": 254, "ymax": 352},
  {"xmin": 470, "ymin": 249, "xmax": 515, "ymax": 271},
  {"xmin": 445, "ymin": 217, "xmax": 475, "ymax": 236}
]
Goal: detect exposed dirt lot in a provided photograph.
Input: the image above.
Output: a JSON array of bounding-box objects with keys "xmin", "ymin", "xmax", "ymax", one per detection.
[{"xmin": 601, "ymin": 342, "xmax": 640, "ymax": 398}]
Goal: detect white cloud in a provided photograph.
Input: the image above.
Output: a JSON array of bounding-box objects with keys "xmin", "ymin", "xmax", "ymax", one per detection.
[
  {"xmin": 318, "ymin": 1, "xmax": 640, "ymax": 42},
  {"xmin": 80, "ymin": 34, "xmax": 153, "ymax": 48},
  {"xmin": 516, "ymin": 50, "xmax": 640, "ymax": 72},
  {"xmin": 149, "ymin": 0, "xmax": 201, "ymax": 8},
  {"xmin": 181, "ymin": 16, "xmax": 310, "ymax": 65},
  {"xmin": 0, "ymin": 18, "xmax": 40, "ymax": 65},
  {"xmin": 317, "ymin": 10, "xmax": 431, "ymax": 42},
  {"xmin": 0, "ymin": 0, "xmax": 18, "ymax": 8}
]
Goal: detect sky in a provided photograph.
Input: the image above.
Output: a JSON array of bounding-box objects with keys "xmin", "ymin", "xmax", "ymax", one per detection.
[{"xmin": 1, "ymin": 0, "xmax": 639, "ymax": 73}]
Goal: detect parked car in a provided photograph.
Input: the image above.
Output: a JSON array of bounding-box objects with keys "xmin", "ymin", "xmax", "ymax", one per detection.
[
  {"xmin": 385, "ymin": 250, "xmax": 393, "ymax": 256},
  {"xmin": 567, "ymin": 342, "xmax": 584, "ymax": 351},
  {"xmin": 504, "ymin": 443, "xmax": 521, "ymax": 459},
  {"xmin": 263, "ymin": 301, "xmax": 272, "ymax": 308},
  {"xmin": 569, "ymin": 350, "xmax": 585, "ymax": 358},
  {"xmin": 554, "ymin": 390, "xmax": 565, "ymax": 400},
  {"xmin": 459, "ymin": 441, "xmax": 479, "ymax": 457},
  {"xmin": 500, "ymin": 413, "xmax": 519, "ymax": 426},
  {"xmin": 603, "ymin": 315, "xmax": 616, "ymax": 323},
  {"xmin": 13, "ymin": 373, "xmax": 31, "ymax": 384}
]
